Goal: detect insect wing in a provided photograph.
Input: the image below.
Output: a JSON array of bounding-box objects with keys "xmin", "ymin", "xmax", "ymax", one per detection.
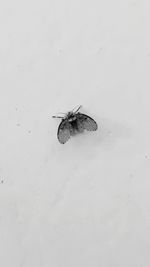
[
  {"xmin": 57, "ymin": 120, "xmax": 71, "ymax": 144},
  {"xmin": 76, "ymin": 113, "xmax": 98, "ymax": 131}
]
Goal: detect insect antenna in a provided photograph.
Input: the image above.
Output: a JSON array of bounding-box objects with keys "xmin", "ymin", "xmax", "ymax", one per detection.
[
  {"xmin": 52, "ymin": 106, "xmax": 82, "ymax": 119},
  {"xmin": 72, "ymin": 105, "xmax": 82, "ymax": 114},
  {"xmin": 52, "ymin": 115, "xmax": 64, "ymax": 119},
  {"xmin": 52, "ymin": 110, "xmax": 67, "ymax": 119}
]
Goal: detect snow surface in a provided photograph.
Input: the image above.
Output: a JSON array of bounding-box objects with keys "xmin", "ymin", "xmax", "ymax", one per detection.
[{"xmin": 0, "ymin": 0, "xmax": 150, "ymax": 266}]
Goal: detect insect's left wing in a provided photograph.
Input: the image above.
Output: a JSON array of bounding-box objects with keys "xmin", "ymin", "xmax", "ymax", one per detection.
[
  {"xmin": 57, "ymin": 120, "xmax": 71, "ymax": 144},
  {"xmin": 76, "ymin": 113, "xmax": 98, "ymax": 131}
]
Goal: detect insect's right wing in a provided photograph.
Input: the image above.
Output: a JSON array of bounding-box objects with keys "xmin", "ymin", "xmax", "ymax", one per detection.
[
  {"xmin": 76, "ymin": 113, "xmax": 98, "ymax": 131},
  {"xmin": 57, "ymin": 120, "xmax": 71, "ymax": 144}
]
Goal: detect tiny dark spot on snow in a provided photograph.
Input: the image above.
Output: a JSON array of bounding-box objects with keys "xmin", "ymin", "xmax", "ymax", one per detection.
[
  {"xmin": 58, "ymin": 49, "xmax": 63, "ymax": 55},
  {"xmin": 16, "ymin": 123, "xmax": 21, "ymax": 126},
  {"xmin": 28, "ymin": 130, "xmax": 31, "ymax": 134},
  {"xmin": 97, "ymin": 47, "xmax": 103, "ymax": 54},
  {"xmin": 1, "ymin": 180, "xmax": 4, "ymax": 184}
]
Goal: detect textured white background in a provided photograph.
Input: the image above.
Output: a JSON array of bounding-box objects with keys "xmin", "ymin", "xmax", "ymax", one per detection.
[{"xmin": 0, "ymin": 0, "xmax": 150, "ymax": 266}]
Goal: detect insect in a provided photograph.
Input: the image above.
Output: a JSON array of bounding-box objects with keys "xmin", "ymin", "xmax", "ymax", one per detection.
[{"xmin": 52, "ymin": 105, "xmax": 98, "ymax": 144}]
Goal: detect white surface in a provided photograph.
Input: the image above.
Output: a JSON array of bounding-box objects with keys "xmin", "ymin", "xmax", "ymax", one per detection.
[{"xmin": 0, "ymin": 0, "xmax": 150, "ymax": 266}]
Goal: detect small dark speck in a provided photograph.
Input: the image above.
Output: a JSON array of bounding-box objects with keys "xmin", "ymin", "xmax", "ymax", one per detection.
[
  {"xmin": 127, "ymin": 194, "xmax": 131, "ymax": 199},
  {"xmin": 58, "ymin": 49, "xmax": 63, "ymax": 55},
  {"xmin": 28, "ymin": 130, "xmax": 31, "ymax": 134},
  {"xmin": 145, "ymin": 155, "xmax": 148, "ymax": 159},
  {"xmin": 17, "ymin": 123, "xmax": 21, "ymax": 127},
  {"xmin": 1, "ymin": 180, "xmax": 4, "ymax": 184},
  {"xmin": 97, "ymin": 47, "xmax": 103, "ymax": 54}
]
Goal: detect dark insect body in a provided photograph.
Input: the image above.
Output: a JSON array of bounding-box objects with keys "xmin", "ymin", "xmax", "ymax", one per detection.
[{"xmin": 52, "ymin": 106, "xmax": 98, "ymax": 144}]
